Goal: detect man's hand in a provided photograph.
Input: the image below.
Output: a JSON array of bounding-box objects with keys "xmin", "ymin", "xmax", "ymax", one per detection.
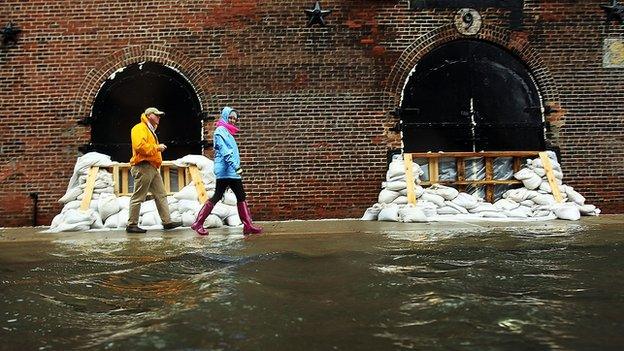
[
  {"xmin": 236, "ymin": 167, "xmax": 243, "ymax": 175},
  {"xmin": 157, "ymin": 144, "xmax": 167, "ymax": 152}
]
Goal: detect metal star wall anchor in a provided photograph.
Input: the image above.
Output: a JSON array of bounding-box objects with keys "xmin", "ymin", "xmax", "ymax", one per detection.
[
  {"xmin": 601, "ymin": 0, "xmax": 624, "ymax": 24},
  {"xmin": 304, "ymin": 1, "xmax": 332, "ymax": 27},
  {"xmin": 1, "ymin": 22, "xmax": 21, "ymax": 46}
]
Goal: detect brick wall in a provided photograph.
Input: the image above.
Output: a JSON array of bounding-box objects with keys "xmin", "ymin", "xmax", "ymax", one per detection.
[{"xmin": 0, "ymin": 0, "xmax": 622, "ymax": 226}]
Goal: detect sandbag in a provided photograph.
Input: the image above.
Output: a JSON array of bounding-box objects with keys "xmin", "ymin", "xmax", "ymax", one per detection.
[
  {"xmin": 174, "ymin": 183, "xmax": 198, "ymax": 201},
  {"xmin": 437, "ymin": 206, "xmax": 462, "ymax": 215},
  {"xmin": 493, "ymin": 198, "xmax": 520, "ymax": 211},
  {"xmin": 385, "ymin": 180, "xmax": 407, "ymax": 191},
  {"xmin": 552, "ymin": 203, "xmax": 581, "ymax": 221},
  {"xmin": 378, "ymin": 189, "xmax": 400, "ymax": 204},
  {"xmin": 139, "ymin": 200, "xmax": 157, "ymax": 215},
  {"xmin": 398, "ymin": 205, "xmax": 428, "ymax": 223},
  {"xmin": 378, "ymin": 204, "xmax": 400, "ymax": 222},
  {"xmin": 443, "ymin": 200, "xmax": 469, "ymax": 214},
  {"xmin": 469, "ymin": 203, "xmax": 499, "ymax": 213},
  {"xmin": 225, "ymin": 215, "xmax": 242, "ymax": 226},
  {"xmin": 392, "ymin": 195, "xmax": 408, "ymax": 205},
  {"xmin": 420, "ymin": 192, "xmax": 445, "ymax": 207},
  {"xmin": 140, "ymin": 212, "xmax": 161, "ymax": 226},
  {"xmin": 532, "ymin": 194, "xmax": 556, "ymax": 206},
  {"xmin": 222, "ymin": 190, "xmax": 238, "ymax": 206},
  {"xmin": 182, "ymin": 212, "xmax": 196, "ymax": 226},
  {"xmin": 361, "ymin": 204, "xmax": 382, "ymax": 221},
  {"xmin": 451, "ymin": 192, "xmax": 480, "ymax": 210},
  {"xmin": 577, "ymin": 204, "xmax": 600, "ymax": 216},
  {"xmin": 205, "ymin": 214, "xmax": 223, "ymax": 228},
  {"xmin": 178, "ymin": 199, "xmax": 201, "ymax": 214},
  {"xmin": 61, "ymin": 200, "xmax": 81, "ymax": 213},
  {"xmin": 58, "ymin": 187, "xmax": 82, "ymax": 204},
  {"xmin": 504, "ymin": 206, "xmax": 533, "ymax": 218},
  {"xmin": 426, "ymin": 184, "xmax": 459, "ymax": 201},
  {"xmin": 480, "ymin": 211, "xmax": 507, "ymax": 218},
  {"xmin": 97, "ymin": 194, "xmax": 120, "ymax": 221},
  {"xmin": 118, "ymin": 196, "xmax": 131, "ymax": 210},
  {"xmin": 565, "ymin": 186, "xmax": 585, "ymax": 205}
]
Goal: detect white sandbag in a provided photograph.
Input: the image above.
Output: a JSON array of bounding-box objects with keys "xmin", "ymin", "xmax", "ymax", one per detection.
[
  {"xmin": 182, "ymin": 211, "xmax": 196, "ymax": 226},
  {"xmin": 92, "ymin": 214, "xmax": 105, "ymax": 229},
  {"xmin": 97, "ymin": 194, "xmax": 120, "ymax": 221},
  {"xmin": 64, "ymin": 208, "xmax": 97, "ymax": 224},
  {"xmin": 205, "ymin": 214, "xmax": 223, "ymax": 228},
  {"xmin": 140, "ymin": 211, "xmax": 161, "ymax": 226},
  {"xmin": 514, "ymin": 168, "xmax": 536, "ymax": 180},
  {"xmin": 378, "ymin": 189, "xmax": 400, "ymax": 204},
  {"xmin": 361, "ymin": 203, "xmax": 383, "ymax": 221},
  {"xmin": 174, "ymin": 183, "xmax": 198, "ymax": 201},
  {"xmin": 469, "ymin": 203, "xmax": 499, "ymax": 213},
  {"xmin": 386, "ymin": 160, "xmax": 405, "ymax": 180},
  {"xmin": 451, "ymin": 192, "xmax": 480, "ymax": 210},
  {"xmin": 392, "ymin": 196, "xmax": 408, "ymax": 205},
  {"xmin": 504, "ymin": 188, "xmax": 538, "ymax": 202},
  {"xmin": 504, "ymin": 206, "xmax": 533, "ymax": 218},
  {"xmin": 51, "ymin": 213, "xmax": 63, "ymax": 228},
  {"xmin": 493, "ymin": 198, "xmax": 520, "ymax": 211},
  {"xmin": 117, "ymin": 209, "xmax": 129, "ymax": 226},
  {"xmin": 530, "ymin": 158, "xmax": 561, "ymax": 172},
  {"xmin": 401, "ymin": 185, "xmax": 425, "ymax": 197},
  {"xmin": 426, "ymin": 184, "xmax": 459, "ymax": 200},
  {"xmin": 532, "ymin": 167, "xmax": 546, "ymax": 177},
  {"xmin": 104, "ymin": 213, "xmax": 120, "ymax": 228},
  {"xmin": 385, "ymin": 180, "xmax": 407, "ymax": 191},
  {"xmin": 170, "ymin": 211, "xmax": 182, "ymax": 223},
  {"xmin": 539, "ymin": 180, "xmax": 566, "ymax": 194},
  {"xmin": 94, "ymin": 186, "xmax": 114, "ymax": 194},
  {"xmin": 443, "ymin": 200, "xmax": 469, "ymax": 214},
  {"xmin": 118, "ymin": 196, "xmax": 131, "ymax": 210},
  {"xmin": 533, "ymin": 209, "xmax": 553, "ymax": 218},
  {"xmin": 222, "ymin": 190, "xmax": 238, "ymax": 206},
  {"xmin": 178, "ymin": 199, "xmax": 201, "ymax": 214},
  {"xmin": 552, "ymin": 203, "xmax": 581, "ymax": 221},
  {"xmin": 520, "ymin": 199, "xmax": 535, "ymax": 207},
  {"xmin": 521, "ymin": 174, "xmax": 542, "ymax": 190},
  {"xmin": 378, "ymin": 204, "xmax": 400, "ymax": 222},
  {"xmin": 139, "ymin": 200, "xmax": 157, "ymax": 215},
  {"xmin": 398, "ymin": 205, "xmax": 428, "ymax": 223},
  {"xmin": 61, "ymin": 200, "xmax": 82, "ymax": 213},
  {"xmin": 166, "ymin": 196, "xmax": 178, "ymax": 205},
  {"xmin": 420, "ymin": 192, "xmax": 445, "ymax": 207},
  {"xmin": 437, "ymin": 206, "xmax": 461, "ymax": 215},
  {"xmin": 225, "ymin": 214, "xmax": 242, "ymax": 226},
  {"xmin": 480, "ymin": 211, "xmax": 507, "ymax": 218},
  {"xmin": 532, "ymin": 194, "xmax": 556, "ymax": 206},
  {"xmin": 565, "ymin": 186, "xmax": 585, "ymax": 205},
  {"xmin": 416, "ymin": 200, "xmax": 438, "ymax": 217},
  {"xmin": 577, "ymin": 204, "xmax": 600, "ymax": 216},
  {"xmin": 58, "ymin": 187, "xmax": 83, "ymax": 203},
  {"xmin": 211, "ymin": 202, "xmax": 233, "ymax": 219}
]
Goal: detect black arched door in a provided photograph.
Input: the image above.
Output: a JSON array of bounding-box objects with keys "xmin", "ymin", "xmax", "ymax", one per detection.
[
  {"xmin": 400, "ymin": 40, "xmax": 545, "ymax": 152},
  {"xmin": 91, "ymin": 62, "xmax": 203, "ymax": 162}
]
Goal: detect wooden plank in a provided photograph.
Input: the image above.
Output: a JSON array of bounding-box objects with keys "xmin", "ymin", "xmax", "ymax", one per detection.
[
  {"xmin": 122, "ymin": 167, "xmax": 129, "ymax": 196},
  {"xmin": 539, "ymin": 152, "xmax": 563, "ymax": 203},
  {"xmin": 188, "ymin": 165, "xmax": 208, "ymax": 203},
  {"xmin": 513, "ymin": 157, "xmax": 523, "ymax": 173},
  {"xmin": 80, "ymin": 166, "xmax": 99, "ymax": 211},
  {"xmin": 162, "ymin": 166, "xmax": 171, "ymax": 193},
  {"xmin": 409, "ymin": 151, "xmax": 541, "ymax": 158},
  {"xmin": 456, "ymin": 157, "xmax": 466, "ymax": 192},
  {"xmin": 485, "ymin": 157, "xmax": 494, "ymax": 203},
  {"xmin": 178, "ymin": 168, "xmax": 185, "ymax": 191},
  {"xmin": 112, "ymin": 165, "xmax": 120, "ymax": 196},
  {"xmin": 420, "ymin": 180, "xmax": 523, "ymax": 186},
  {"xmin": 403, "ymin": 153, "xmax": 417, "ymax": 205},
  {"xmin": 429, "ymin": 158, "xmax": 439, "ymax": 183}
]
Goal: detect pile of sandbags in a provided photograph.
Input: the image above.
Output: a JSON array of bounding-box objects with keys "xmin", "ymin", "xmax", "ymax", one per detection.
[
  {"xmin": 362, "ymin": 152, "xmax": 600, "ymax": 222},
  {"xmin": 45, "ymin": 153, "xmax": 240, "ymax": 232}
]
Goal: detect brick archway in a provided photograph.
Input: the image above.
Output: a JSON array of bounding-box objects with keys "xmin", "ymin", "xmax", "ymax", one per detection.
[
  {"xmin": 73, "ymin": 44, "xmax": 215, "ymax": 119},
  {"xmin": 384, "ymin": 24, "xmax": 563, "ymax": 148}
]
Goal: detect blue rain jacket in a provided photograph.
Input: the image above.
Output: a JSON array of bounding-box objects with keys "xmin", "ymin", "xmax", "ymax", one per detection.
[{"xmin": 213, "ymin": 107, "xmax": 241, "ymax": 179}]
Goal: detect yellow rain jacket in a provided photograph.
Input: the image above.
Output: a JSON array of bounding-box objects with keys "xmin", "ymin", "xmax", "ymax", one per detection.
[{"xmin": 130, "ymin": 114, "xmax": 162, "ymax": 168}]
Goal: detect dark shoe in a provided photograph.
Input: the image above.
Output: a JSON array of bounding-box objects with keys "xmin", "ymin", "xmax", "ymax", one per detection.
[
  {"xmin": 126, "ymin": 224, "xmax": 146, "ymax": 233},
  {"xmin": 237, "ymin": 201, "xmax": 263, "ymax": 235},
  {"xmin": 191, "ymin": 201, "xmax": 215, "ymax": 236},
  {"xmin": 163, "ymin": 221, "xmax": 183, "ymax": 230}
]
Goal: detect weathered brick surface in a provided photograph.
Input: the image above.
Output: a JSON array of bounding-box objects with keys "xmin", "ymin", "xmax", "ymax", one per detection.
[{"xmin": 1, "ymin": 0, "xmax": 622, "ymax": 226}]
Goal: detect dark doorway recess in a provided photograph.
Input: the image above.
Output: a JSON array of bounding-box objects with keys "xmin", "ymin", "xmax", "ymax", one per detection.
[
  {"xmin": 90, "ymin": 62, "xmax": 203, "ymax": 162},
  {"xmin": 400, "ymin": 39, "xmax": 545, "ymax": 153}
]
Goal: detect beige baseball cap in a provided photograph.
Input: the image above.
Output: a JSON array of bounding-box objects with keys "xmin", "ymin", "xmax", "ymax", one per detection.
[{"xmin": 144, "ymin": 107, "xmax": 165, "ymax": 116}]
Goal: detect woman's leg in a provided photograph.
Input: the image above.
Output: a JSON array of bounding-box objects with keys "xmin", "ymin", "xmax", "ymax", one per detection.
[
  {"xmin": 191, "ymin": 179, "xmax": 227, "ymax": 235},
  {"xmin": 231, "ymin": 179, "xmax": 262, "ymax": 235}
]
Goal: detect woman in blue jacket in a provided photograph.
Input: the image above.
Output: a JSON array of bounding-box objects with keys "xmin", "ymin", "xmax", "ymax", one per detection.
[{"xmin": 191, "ymin": 106, "xmax": 262, "ymax": 236}]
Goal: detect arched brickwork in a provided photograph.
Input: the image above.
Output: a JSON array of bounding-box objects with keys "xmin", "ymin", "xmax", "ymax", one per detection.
[
  {"xmin": 384, "ymin": 24, "xmax": 563, "ymax": 148},
  {"xmin": 73, "ymin": 44, "xmax": 215, "ymax": 118}
]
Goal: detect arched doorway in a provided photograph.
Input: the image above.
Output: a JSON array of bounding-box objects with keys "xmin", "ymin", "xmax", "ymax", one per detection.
[
  {"xmin": 400, "ymin": 39, "xmax": 545, "ymax": 152},
  {"xmin": 90, "ymin": 62, "xmax": 203, "ymax": 162}
]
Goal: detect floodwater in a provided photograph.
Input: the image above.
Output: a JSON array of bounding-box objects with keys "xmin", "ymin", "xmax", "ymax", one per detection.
[{"xmin": 0, "ymin": 220, "xmax": 623, "ymax": 351}]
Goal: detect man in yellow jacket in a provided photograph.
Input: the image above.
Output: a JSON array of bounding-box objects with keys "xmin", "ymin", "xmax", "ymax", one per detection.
[{"xmin": 126, "ymin": 107, "xmax": 182, "ymax": 233}]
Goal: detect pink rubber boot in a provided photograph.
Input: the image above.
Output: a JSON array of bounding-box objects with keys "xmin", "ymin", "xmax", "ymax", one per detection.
[
  {"xmin": 237, "ymin": 201, "xmax": 263, "ymax": 235},
  {"xmin": 191, "ymin": 200, "xmax": 214, "ymax": 236}
]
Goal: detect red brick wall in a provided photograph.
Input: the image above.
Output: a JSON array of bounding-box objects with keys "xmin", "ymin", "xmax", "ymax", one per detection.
[{"xmin": 0, "ymin": 0, "xmax": 622, "ymax": 226}]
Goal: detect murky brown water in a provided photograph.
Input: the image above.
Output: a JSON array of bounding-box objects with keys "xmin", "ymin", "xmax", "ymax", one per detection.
[{"xmin": 1, "ymin": 225, "xmax": 623, "ymax": 350}]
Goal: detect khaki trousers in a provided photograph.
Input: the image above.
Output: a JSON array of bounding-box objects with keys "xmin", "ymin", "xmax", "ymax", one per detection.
[{"xmin": 128, "ymin": 162, "xmax": 171, "ymax": 226}]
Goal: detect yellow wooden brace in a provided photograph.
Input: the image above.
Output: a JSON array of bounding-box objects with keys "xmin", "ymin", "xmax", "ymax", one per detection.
[
  {"xmin": 404, "ymin": 153, "xmax": 417, "ymax": 205},
  {"xmin": 188, "ymin": 165, "xmax": 208, "ymax": 204},
  {"xmin": 539, "ymin": 152, "xmax": 563, "ymax": 203},
  {"xmin": 80, "ymin": 166, "xmax": 99, "ymax": 211}
]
